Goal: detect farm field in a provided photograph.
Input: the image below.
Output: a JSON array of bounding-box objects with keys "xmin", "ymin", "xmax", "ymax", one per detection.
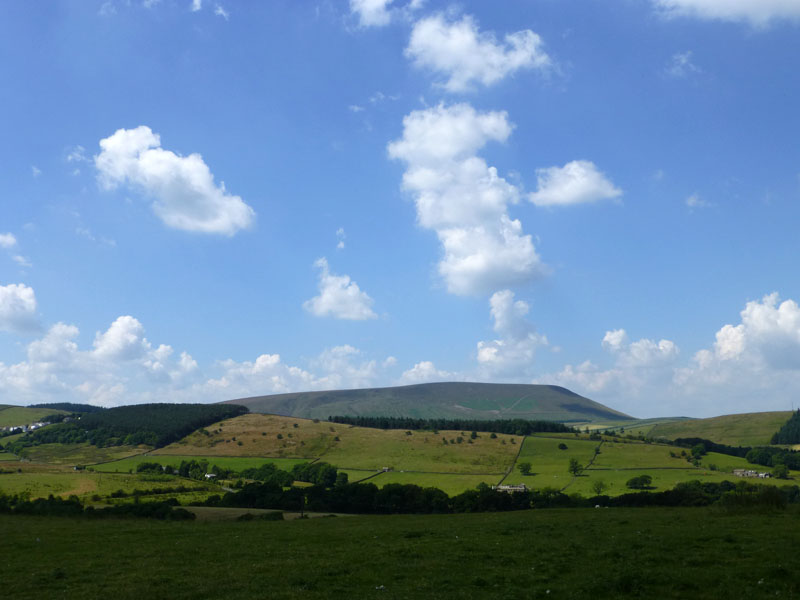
[
  {"xmin": 3, "ymin": 506, "xmax": 800, "ymax": 599},
  {"xmin": 159, "ymin": 413, "xmax": 519, "ymax": 474},
  {"xmin": 0, "ymin": 406, "xmax": 67, "ymax": 427},
  {"xmin": 649, "ymin": 411, "xmax": 791, "ymax": 446},
  {"xmin": 94, "ymin": 454, "xmax": 309, "ymax": 473},
  {"xmin": 0, "ymin": 461, "xmax": 213, "ymax": 502},
  {"xmin": 18, "ymin": 443, "xmax": 146, "ymax": 465},
  {"xmin": 363, "ymin": 471, "xmax": 501, "ymax": 496}
]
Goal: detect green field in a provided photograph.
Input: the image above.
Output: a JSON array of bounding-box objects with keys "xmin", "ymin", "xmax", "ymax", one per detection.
[
  {"xmin": 0, "ymin": 406, "xmax": 67, "ymax": 427},
  {"xmin": 94, "ymin": 454, "xmax": 310, "ymax": 473},
  {"xmin": 364, "ymin": 471, "xmax": 500, "ymax": 495},
  {"xmin": 649, "ymin": 411, "xmax": 792, "ymax": 446},
  {"xmin": 16, "ymin": 443, "xmax": 147, "ymax": 465},
  {"xmin": 0, "ymin": 462, "xmax": 214, "ymax": 502},
  {"xmin": 3, "ymin": 506, "xmax": 800, "ymax": 599}
]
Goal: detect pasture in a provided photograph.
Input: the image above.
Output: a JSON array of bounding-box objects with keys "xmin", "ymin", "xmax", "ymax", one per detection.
[
  {"xmin": 17, "ymin": 443, "xmax": 146, "ymax": 465},
  {"xmin": 3, "ymin": 506, "xmax": 799, "ymax": 599},
  {"xmin": 94, "ymin": 454, "xmax": 309, "ymax": 473},
  {"xmin": 0, "ymin": 461, "xmax": 213, "ymax": 502},
  {"xmin": 649, "ymin": 411, "xmax": 791, "ymax": 446},
  {"xmin": 0, "ymin": 406, "xmax": 67, "ymax": 428}
]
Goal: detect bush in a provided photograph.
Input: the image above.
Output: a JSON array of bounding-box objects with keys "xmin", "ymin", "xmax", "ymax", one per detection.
[{"xmin": 626, "ymin": 475, "xmax": 653, "ymax": 490}]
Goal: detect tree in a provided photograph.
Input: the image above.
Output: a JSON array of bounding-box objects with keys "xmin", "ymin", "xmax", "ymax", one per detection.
[
  {"xmin": 691, "ymin": 443, "xmax": 707, "ymax": 458},
  {"xmin": 773, "ymin": 463, "xmax": 790, "ymax": 479},
  {"xmin": 591, "ymin": 480, "xmax": 607, "ymax": 495},
  {"xmin": 626, "ymin": 475, "xmax": 653, "ymax": 489},
  {"xmin": 517, "ymin": 462, "xmax": 532, "ymax": 476},
  {"xmin": 568, "ymin": 458, "xmax": 583, "ymax": 477},
  {"xmin": 558, "ymin": 443, "xmax": 568, "ymax": 450}
]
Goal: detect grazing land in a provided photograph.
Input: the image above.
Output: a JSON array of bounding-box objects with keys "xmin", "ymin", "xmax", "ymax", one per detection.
[
  {"xmin": 157, "ymin": 413, "xmax": 519, "ymax": 475},
  {"xmin": 649, "ymin": 412, "xmax": 792, "ymax": 446},
  {"xmin": 0, "ymin": 406, "xmax": 67, "ymax": 427},
  {"xmin": 17, "ymin": 443, "xmax": 146, "ymax": 465},
  {"xmin": 95, "ymin": 454, "xmax": 309, "ymax": 473},
  {"xmin": 3, "ymin": 506, "xmax": 800, "ymax": 599}
]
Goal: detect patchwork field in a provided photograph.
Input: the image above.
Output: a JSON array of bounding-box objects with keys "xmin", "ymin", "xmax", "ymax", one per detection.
[
  {"xmin": 649, "ymin": 411, "xmax": 791, "ymax": 446},
  {"xmin": 4, "ymin": 507, "xmax": 800, "ymax": 599},
  {"xmin": 0, "ymin": 461, "xmax": 213, "ymax": 502},
  {"xmin": 18, "ymin": 443, "xmax": 146, "ymax": 465}
]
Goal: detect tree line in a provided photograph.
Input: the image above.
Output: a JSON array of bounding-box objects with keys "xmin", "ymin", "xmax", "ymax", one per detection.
[
  {"xmin": 327, "ymin": 416, "xmax": 574, "ymax": 435},
  {"xmin": 0, "ymin": 492, "xmax": 195, "ymax": 520}
]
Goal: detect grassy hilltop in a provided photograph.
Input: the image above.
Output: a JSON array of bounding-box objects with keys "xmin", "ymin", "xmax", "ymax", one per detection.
[
  {"xmin": 225, "ymin": 382, "xmax": 633, "ymax": 422},
  {"xmin": 649, "ymin": 411, "xmax": 793, "ymax": 447}
]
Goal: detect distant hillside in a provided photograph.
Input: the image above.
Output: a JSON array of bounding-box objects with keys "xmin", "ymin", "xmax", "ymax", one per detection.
[
  {"xmin": 649, "ymin": 411, "xmax": 792, "ymax": 447},
  {"xmin": 0, "ymin": 406, "xmax": 69, "ymax": 428},
  {"xmin": 224, "ymin": 382, "xmax": 632, "ymax": 423}
]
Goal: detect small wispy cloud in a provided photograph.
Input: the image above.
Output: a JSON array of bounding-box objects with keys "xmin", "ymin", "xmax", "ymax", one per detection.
[
  {"xmin": 686, "ymin": 193, "xmax": 711, "ymax": 210},
  {"xmin": 665, "ymin": 51, "xmax": 701, "ymax": 78},
  {"xmin": 13, "ymin": 255, "xmax": 32, "ymax": 268},
  {"xmin": 336, "ymin": 228, "xmax": 346, "ymax": 250},
  {"xmin": 214, "ymin": 4, "xmax": 229, "ymax": 20},
  {"xmin": 31, "ymin": 166, "xmax": 42, "ymax": 178},
  {"xmin": 191, "ymin": 0, "xmax": 202, "ymax": 12}
]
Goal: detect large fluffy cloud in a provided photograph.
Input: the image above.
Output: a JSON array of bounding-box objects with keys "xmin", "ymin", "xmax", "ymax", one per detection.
[
  {"xmin": 529, "ymin": 160, "xmax": 622, "ymax": 207},
  {"xmin": 476, "ymin": 290, "xmax": 547, "ymax": 375},
  {"xmin": 303, "ymin": 258, "xmax": 377, "ymax": 320},
  {"xmin": 406, "ymin": 14, "xmax": 550, "ymax": 92},
  {"xmin": 653, "ymin": 0, "xmax": 800, "ymax": 26},
  {"xmin": 95, "ymin": 126, "xmax": 254, "ymax": 235},
  {"xmin": 0, "ymin": 283, "xmax": 40, "ymax": 334},
  {"xmin": 388, "ymin": 103, "xmax": 544, "ymax": 295},
  {"xmin": 540, "ymin": 293, "xmax": 800, "ymax": 416}
]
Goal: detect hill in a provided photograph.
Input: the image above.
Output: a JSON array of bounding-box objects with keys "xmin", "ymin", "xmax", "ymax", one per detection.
[
  {"xmin": 0, "ymin": 406, "xmax": 68, "ymax": 428},
  {"xmin": 648, "ymin": 411, "xmax": 792, "ymax": 447},
  {"xmin": 224, "ymin": 382, "xmax": 632, "ymax": 423}
]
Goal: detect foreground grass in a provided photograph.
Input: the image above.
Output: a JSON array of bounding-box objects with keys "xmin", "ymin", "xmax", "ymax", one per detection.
[{"xmin": 2, "ymin": 507, "xmax": 799, "ymax": 599}]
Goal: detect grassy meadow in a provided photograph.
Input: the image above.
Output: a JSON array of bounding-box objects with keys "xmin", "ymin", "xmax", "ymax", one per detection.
[
  {"xmin": 17, "ymin": 443, "xmax": 146, "ymax": 465},
  {"xmin": 649, "ymin": 411, "xmax": 792, "ymax": 446},
  {"xmin": 3, "ymin": 506, "xmax": 800, "ymax": 599},
  {"xmin": 0, "ymin": 406, "xmax": 67, "ymax": 427},
  {"xmin": 0, "ymin": 461, "xmax": 214, "ymax": 503},
  {"xmin": 94, "ymin": 454, "xmax": 309, "ymax": 473}
]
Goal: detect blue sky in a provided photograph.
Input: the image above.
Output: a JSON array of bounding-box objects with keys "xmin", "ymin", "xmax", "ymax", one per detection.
[{"xmin": 2, "ymin": 0, "xmax": 800, "ymax": 417}]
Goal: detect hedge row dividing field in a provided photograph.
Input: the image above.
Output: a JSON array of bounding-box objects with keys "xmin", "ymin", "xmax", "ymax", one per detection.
[{"xmin": 3, "ymin": 506, "xmax": 799, "ymax": 599}]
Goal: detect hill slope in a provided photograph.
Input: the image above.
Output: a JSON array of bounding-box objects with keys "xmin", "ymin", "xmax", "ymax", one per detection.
[
  {"xmin": 648, "ymin": 411, "xmax": 792, "ymax": 447},
  {"xmin": 224, "ymin": 382, "xmax": 632, "ymax": 423}
]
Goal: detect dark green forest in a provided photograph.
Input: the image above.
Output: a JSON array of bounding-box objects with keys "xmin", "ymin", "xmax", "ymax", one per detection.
[
  {"xmin": 771, "ymin": 409, "xmax": 800, "ymax": 444},
  {"xmin": 328, "ymin": 415, "xmax": 574, "ymax": 435},
  {"xmin": 4, "ymin": 403, "xmax": 248, "ymax": 452}
]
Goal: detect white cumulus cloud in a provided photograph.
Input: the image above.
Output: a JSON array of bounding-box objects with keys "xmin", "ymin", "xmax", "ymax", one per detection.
[
  {"xmin": 653, "ymin": 0, "xmax": 800, "ymax": 27},
  {"xmin": 0, "ymin": 233, "xmax": 17, "ymax": 249},
  {"xmin": 529, "ymin": 160, "xmax": 622, "ymax": 207},
  {"xmin": 0, "ymin": 283, "xmax": 40, "ymax": 334},
  {"xmin": 388, "ymin": 103, "xmax": 545, "ymax": 295},
  {"xmin": 303, "ymin": 258, "xmax": 377, "ymax": 320},
  {"xmin": 406, "ymin": 13, "xmax": 551, "ymax": 92},
  {"xmin": 400, "ymin": 360, "xmax": 452, "ymax": 384},
  {"xmin": 476, "ymin": 290, "xmax": 547, "ymax": 375},
  {"xmin": 95, "ymin": 126, "xmax": 254, "ymax": 235},
  {"xmin": 350, "ymin": 0, "xmax": 394, "ymax": 27}
]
